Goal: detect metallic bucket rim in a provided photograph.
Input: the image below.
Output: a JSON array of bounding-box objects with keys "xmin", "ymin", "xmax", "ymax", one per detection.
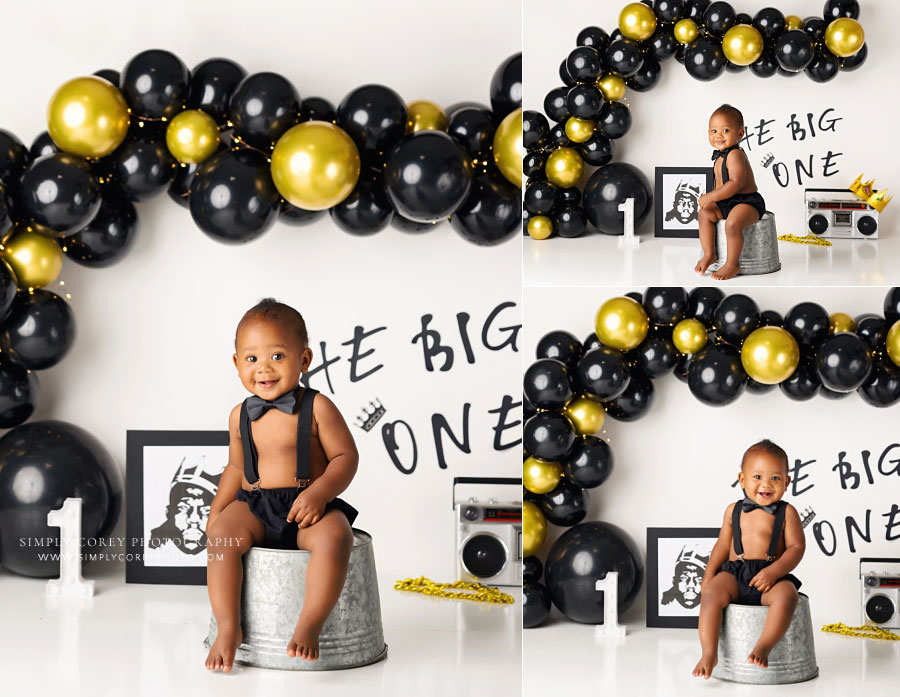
[{"xmin": 248, "ymin": 527, "xmax": 373, "ymax": 555}]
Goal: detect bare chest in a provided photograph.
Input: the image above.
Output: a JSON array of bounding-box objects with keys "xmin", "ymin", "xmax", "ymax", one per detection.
[
  {"xmin": 730, "ymin": 510, "xmax": 785, "ymax": 560},
  {"xmin": 243, "ymin": 411, "xmax": 327, "ymax": 487}
]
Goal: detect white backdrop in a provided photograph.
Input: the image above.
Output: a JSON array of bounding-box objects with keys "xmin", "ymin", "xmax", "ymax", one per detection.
[
  {"xmin": 0, "ymin": 0, "xmax": 522, "ymax": 580},
  {"xmin": 524, "ymin": 285, "xmax": 900, "ymax": 623}
]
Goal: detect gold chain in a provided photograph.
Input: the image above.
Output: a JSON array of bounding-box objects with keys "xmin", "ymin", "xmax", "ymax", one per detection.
[
  {"xmin": 821, "ymin": 622, "xmax": 900, "ymax": 641},
  {"xmin": 394, "ymin": 576, "xmax": 515, "ymax": 604},
  {"xmin": 778, "ymin": 233, "xmax": 833, "ymax": 247}
]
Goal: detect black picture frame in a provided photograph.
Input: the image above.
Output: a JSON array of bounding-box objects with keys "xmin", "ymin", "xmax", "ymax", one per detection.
[
  {"xmin": 646, "ymin": 527, "xmax": 720, "ymax": 628},
  {"xmin": 654, "ymin": 167, "xmax": 715, "ymax": 238},
  {"xmin": 126, "ymin": 430, "xmax": 229, "ymax": 585}
]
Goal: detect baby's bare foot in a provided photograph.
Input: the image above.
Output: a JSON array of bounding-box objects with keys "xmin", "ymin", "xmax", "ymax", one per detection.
[
  {"xmin": 748, "ymin": 642, "xmax": 773, "ymax": 668},
  {"xmin": 695, "ymin": 255, "xmax": 716, "ymax": 275},
  {"xmin": 692, "ymin": 652, "xmax": 718, "ymax": 679},
  {"xmin": 287, "ymin": 618, "xmax": 322, "ymax": 661},
  {"xmin": 711, "ymin": 262, "xmax": 740, "ymax": 280},
  {"xmin": 205, "ymin": 623, "xmax": 242, "ymax": 672}
]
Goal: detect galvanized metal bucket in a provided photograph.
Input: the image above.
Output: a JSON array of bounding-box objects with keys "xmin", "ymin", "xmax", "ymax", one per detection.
[
  {"xmin": 712, "ymin": 593, "xmax": 818, "ymax": 684},
  {"xmin": 711, "ymin": 212, "xmax": 781, "ymax": 275},
  {"xmin": 203, "ymin": 529, "xmax": 388, "ymax": 670}
]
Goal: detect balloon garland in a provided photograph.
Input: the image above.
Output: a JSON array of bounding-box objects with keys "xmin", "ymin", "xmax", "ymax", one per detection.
[
  {"xmin": 523, "ymin": 286, "xmax": 900, "ymax": 628},
  {"xmin": 523, "ymin": 0, "xmax": 868, "ymax": 240}
]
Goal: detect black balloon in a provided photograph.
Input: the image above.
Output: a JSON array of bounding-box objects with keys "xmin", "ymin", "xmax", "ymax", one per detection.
[
  {"xmin": 566, "ymin": 46, "xmax": 603, "ymax": 83},
  {"xmin": 815, "ymin": 333, "xmax": 872, "ymax": 393},
  {"xmin": 584, "ymin": 333, "xmax": 602, "ymax": 351},
  {"xmin": 447, "ymin": 104, "xmax": 496, "ymax": 158},
  {"xmin": 338, "ymin": 84, "xmax": 407, "ymax": 158},
  {"xmin": 688, "ymin": 287, "xmax": 725, "ymax": 326},
  {"xmin": 856, "ymin": 314, "xmax": 887, "ymax": 349},
  {"xmin": 279, "ymin": 200, "xmax": 326, "ymax": 227},
  {"xmin": 746, "ymin": 377, "xmax": 777, "ymax": 394},
  {"xmin": 605, "ymin": 39, "xmax": 644, "ymax": 78},
  {"xmin": 0, "ymin": 357, "xmax": 38, "ymax": 428},
  {"xmin": 560, "ymin": 59, "xmax": 577, "ymax": 87},
  {"xmin": 644, "ymin": 287, "xmax": 688, "ymax": 325},
  {"xmin": 523, "ymin": 151, "xmax": 547, "ymax": 179},
  {"xmin": 598, "ymin": 102, "xmax": 632, "ymax": 139},
  {"xmin": 820, "ymin": 385, "xmax": 852, "ymax": 400},
  {"xmin": 0, "ymin": 128, "xmax": 28, "ymax": 185},
  {"xmin": 760, "ymin": 310, "xmax": 784, "ymax": 327},
  {"xmin": 840, "ymin": 43, "xmax": 867, "ymax": 72},
  {"xmin": 538, "ymin": 480, "xmax": 589, "ymax": 527},
  {"xmin": 189, "ymin": 148, "xmax": 279, "ymax": 244},
  {"xmin": 187, "ymin": 58, "xmax": 247, "ymax": 125},
  {"xmin": 684, "ymin": 0, "xmax": 711, "ymax": 21},
  {"xmin": 228, "ymin": 72, "xmax": 300, "ymax": 151},
  {"xmin": 626, "ymin": 291, "xmax": 644, "ymax": 304},
  {"xmin": 775, "ymin": 30, "xmax": 815, "ymax": 73},
  {"xmin": 18, "ymin": 153, "xmax": 100, "ymax": 234},
  {"xmin": 524, "ymin": 556, "xmax": 544, "ymax": 582},
  {"xmin": 391, "ymin": 214, "xmax": 438, "ymax": 234},
  {"xmin": 0, "ymin": 252, "xmax": 15, "ymax": 321},
  {"xmin": 578, "ymin": 132, "xmax": 615, "ymax": 167},
  {"xmin": 704, "ymin": 2, "xmax": 736, "ymax": 35},
  {"xmin": 523, "ymin": 581, "xmax": 552, "ymax": 628},
  {"xmin": 564, "ymin": 436, "xmax": 613, "ymax": 488},
  {"xmin": 300, "ymin": 96, "xmax": 337, "ymax": 124},
  {"xmin": 713, "ymin": 294, "xmax": 760, "ymax": 345},
  {"xmin": 754, "ymin": 7, "xmax": 786, "ymax": 41},
  {"xmin": 654, "ymin": 0, "xmax": 685, "ymax": 22},
  {"xmin": 632, "ymin": 326, "xmax": 679, "ymax": 377},
  {"xmin": 859, "ymin": 359, "xmax": 900, "ymax": 408},
  {"xmin": 824, "ymin": 0, "xmax": 860, "ymax": 21},
  {"xmin": 803, "ymin": 16, "xmax": 827, "ymax": 41},
  {"xmin": 548, "ymin": 123, "xmax": 572, "ymax": 148},
  {"xmin": 525, "ymin": 359, "xmax": 573, "ymax": 409},
  {"xmin": 524, "ymin": 180, "xmax": 557, "ymax": 215},
  {"xmin": 62, "ymin": 188, "xmax": 138, "ymax": 267},
  {"xmin": 524, "ymin": 412, "xmax": 575, "ymax": 461},
  {"xmin": 107, "ymin": 125, "xmax": 176, "ymax": 201},
  {"xmin": 0, "ymin": 290, "xmax": 75, "ymax": 369},
  {"xmin": 29, "ymin": 131, "xmax": 59, "ymax": 160},
  {"xmin": 543, "ymin": 87, "xmax": 571, "ymax": 123},
  {"xmin": 583, "ymin": 163, "xmax": 652, "ymax": 235},
  {"xmin": 120, "ymin": 49, "xmax": 189, "ymax": 120},
  {"xmin": 558, "ymin": 187, "xmax": 582, "ymax": 206},
  {"xmin": 522, "ymin": 110, "xmax": 550, "ymax": 151},
  {"xmin": 537, "ymin": 330, "xmax": 583, "ymax": 367},
  {"xmin": 330, "ymin": 169, "xmax": 393, "ymax": 236},
  {"xmin": 604, "ymin": 367, "xmax": 654, "ymax": 420},
  {"xmin": 784, "ymin": 301, "xmax": 830, "ymax": 351},
  {"xmin": 735, "ymin": 12, "xmax": 752, "ymax": 25},
  {"xmin": 0, "ymin": 183, "xmax": 10, "ymax": 238},
  {"xmin": 489, "ymin": 53, "xmax": 522, "ymax": 120},
  {"xmin": 807, "ymin": 49, "xmax": 840, "ymax": 83},
  {"xmin": 647, "ymin": 27, "xmax": 678, "ymax": 62},
  {"xmin": 780, "ymin": 357, "xmax": 821, "ymax": 401},
  {"xmin": 451, "ymin": 169, "xmax": 520, "ymax": 246},
  {"xmin": 750, "ymin": 47, "xmax": 780, "ymax": 78},
  {"xmin": 576, "ymin": 347, "xmax": 630, "ymax": 400},
  {"xmin": 688, "ymin": 344, "xmax": 747, "ymax": 406},
  {"xmin": 554, "ymin": 205, "xmax": 587, "ymax": 239},
  {"xmin": 577, "ymin": 26, "xmax": 611, "ymax": 51},
  {"xmin": 884, "ymin": 288, "xmax": 900, "ymax": 325},
  {"xmin": 93, "ymin": 69, "xmax": 120, "ymax": 85},
  {"xmin": 524, "ymin": 392, "xmax": 537, "ymax": 421},
  {"xmin": 627, "ymin": 56, "xmax": 662, "ymax": 91},
  {"xmin": 674, "ymin": 350, "xmax": 693, "ymax": 383},
  {"xmin": 567, "ymin": 85, "xmax": 604, "ymax": 120},
  {"xmin": 684, "ymin": 38, "xmax": 727, "ymax": 80},
  {"xmin": 167, "ymin": 160, "xmax": 202, "ymax": 208}
]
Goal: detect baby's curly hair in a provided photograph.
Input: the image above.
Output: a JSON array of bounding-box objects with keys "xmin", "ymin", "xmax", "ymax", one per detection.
[
  {"xmin": 235, "ymin": 298, "xmax": 308, "ymax": 348},
  {"xmin": 711, "ymin": 103, "xmax": 744, "ymax": 128},
  {"xmin": 741, "ymin": 439, "xmax": 789, "ymax": 472}
]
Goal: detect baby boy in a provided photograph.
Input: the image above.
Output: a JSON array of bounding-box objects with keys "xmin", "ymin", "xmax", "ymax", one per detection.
[
  {"xmin": 204, "ymin": 298, "xmax": 359, "ymax": 672},
  {"xmin": 695, "ymin": 104, "xmax": 767, "ymax": 281},
  {"xmin": 693, "ymin": 439, "xmax": 805, "ymax": 679}
]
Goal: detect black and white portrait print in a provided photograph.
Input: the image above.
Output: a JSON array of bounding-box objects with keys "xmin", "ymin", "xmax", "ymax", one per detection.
[
  {"xmin": 663, "ymin": 177, "xmax": 704, "ymax": 229},
  {"xmin": 656, "ymin": 537, "xmax": 715, "ymax": 618}
]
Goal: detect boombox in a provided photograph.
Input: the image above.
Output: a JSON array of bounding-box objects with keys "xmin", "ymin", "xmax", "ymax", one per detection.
[
  {"xmin": 805, "ymin": 188, "xmax": 879, "ymax": 239},
  {"xmin": 860, "ymin": 558, "xmax": 900, "ymax": 629},
  {"xmin": 454, "ymin": 477, "xmax": 522, "ymax": 587}
]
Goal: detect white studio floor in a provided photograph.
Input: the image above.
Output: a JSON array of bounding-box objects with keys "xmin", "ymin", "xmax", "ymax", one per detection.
[
  {"xmin": 523, "ymin": 611, "xmax": 900, "ymax": 697},
  {"xmin": 0, "ymin": 564, "xmax": 522, "ymax": 697},
  {"xmin": 524, "ymin": 233, "xmax": 899, "ymax": 287}
]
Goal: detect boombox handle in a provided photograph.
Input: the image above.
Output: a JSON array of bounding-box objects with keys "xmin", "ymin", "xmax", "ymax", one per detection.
[{"xmin": 452, "ymin": 476, "xmax": 522, "ymax": 510}]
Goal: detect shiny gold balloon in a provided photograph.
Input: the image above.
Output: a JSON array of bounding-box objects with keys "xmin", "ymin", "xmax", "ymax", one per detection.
[
  {"xmin": 527, "ymin": 215, "xmax": 553, "ymax": 240},
  {"xmin": 674, "ymin": 18, "xmax": 699, "ymax": 44},
  {"xmin": 524, "ymin": 456, "xmax": 563, "ymax": 494},
  {"xmin": 722, "ymin": 25, "xmax": 764, "ymax": 66},
  {"xmin": 595, "ymin": 296, "xmax": 649, "ymax": 351},
  {"xmin": 406, "ymin": 100, "xmax": 448, "ymax": 133},
  {"xmin": 673, "ymin": 318, "xmax": 709, "ymax": 354},
  {"xmin": 565, "ymin": 116, "xmax": 595, "ymax": 143},
  {"xmin": 493, "ymin": 107, "xmax": 523, "ymax": 188},
  {"xmin": 785, "ymin": 15, "xmax": 803, "ymax": 31},
  {"xmin": 1, "ymin": 224, "xmax": 63, "ymax": 289},
  {"xmin": 741, "ymin": 327, "xmax": 800, "ymax": 385},
  {"xmin": 545, "ymin": 147, "xmax": 584, "ymax": 188},
  {"xmin": 887, "ymin": 320, "xmax": 900, "ymax": 368},
  {"xmin": 619, "ymin": 2, "xmax": 657, "ymax": 41},
  {"xmin": 565, "ymin": 397, "xmax": 606, "ymax": 436},
  {"xmin": 829, "ymin": 312, "xmax": 857, "ymax": 334},
  {"xmin": 165, "ymin": 110, "xmax": 220, "ymax": 164},
  {"xmin": 47, "ymin": 76, "xmax": 130, "ymax": 158},
  {"xmin": 825, "ymin": 18, "xmax": 865, "ymax": 58},
  {"xmin": 271, "ymin": 122, "xmax": 361, "ymax": 211},
  {"xmin": 523, "ymin": 501, "xmax": 547, "ymax": 557},
  {"xmin": 596, "ymin": 74, "xmax": 626, "ymax": 102}
]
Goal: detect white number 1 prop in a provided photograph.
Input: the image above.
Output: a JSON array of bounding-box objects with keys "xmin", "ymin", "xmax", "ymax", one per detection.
[
  {"xmin": 617, "ymin": 197, "xmax": 639, "ymax": 250},
  {"xmin": 594, "ymin": 571, "xmax": 626, "ymax": 637},
  {"xmin": 46, "ymin": 497, "xmax": 95, "ymax": 598}
]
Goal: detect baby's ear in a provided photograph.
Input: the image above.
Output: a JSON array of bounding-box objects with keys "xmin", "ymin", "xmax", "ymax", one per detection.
[{"xmin": 232, "ymin": 353, "xmax": 238, "ymax": 369}]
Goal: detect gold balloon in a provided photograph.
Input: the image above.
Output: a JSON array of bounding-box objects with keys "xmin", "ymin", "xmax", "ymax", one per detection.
[
  {"xmin": 619, "ymin": 2, "xmax": 657, "ymax": 41},
  {"xmin": 565, "ymin": 116, "xmax": 595, "ymax": 143},
  {"xmin": 674, "ymin": 18, "xmax": 699, "ymax": 44},
  {"xmin": 527, "ymin": 215, "xmax": 553, "ymax": 240},
  {"xmin": 545, "ymin": 147, "xmax": 584, "ymax": 188},
  {"xmin": 673, "ymin": 318, "xmax": 709, "ymax": 354},
  {"xmin": 565, "ymin": 397, "xmax": 606, "ymax": 436},
  {"xmin": 887, "ymin": 321, "xmax": 900, "ymax": 369},
  {"xmin": 740, "ymin": 327, "xmax": 800, "ymax": 385},
  {"xmin": 596, "ymin": 74, "xmax": 626, "ymax": 102},
  {"xmin": 524, "ymin": 457, "xmax": 563, "ymax": 494},
  {"xmin": 829, "ymin": 312, "xmax": 857, "ymax": 334},
  {"xmin": 523, "ymin": 501, "xmax": 547, "ymax": 557},
  {"xmin": 785, "ymin": 15, "xmax": 803, "ymax": 31},
  {"xmin": 493, "ymin": 107, "xmax": 523, "ymax": 188},
  {"xmin": 47, "ymin": 76, "xmax": 130, "ymax": 158},
  {"xmin": 595, "ymin": 296, "xmax": 649, "ymax": 351},
  {"xmin": 825, "ymin": 18, "xmax": 865, "ymax": 58},
  {"xmin": 165, "ymin": 110, "xmax": 220, "ymax": 164},
  {"xmin": 406, "ymin": 100, "xmax": 448, "ymax": 133},
  {"xmin": 722, "ymin": 25, "xmax": 764, "ymax": 66},
  {"xmin": 1, "ymin": 224, "xmax": 63, "ymax": 289},
  {"xmin": 271, "ymin": 122, "xmax": 360, "ymax": 211}
]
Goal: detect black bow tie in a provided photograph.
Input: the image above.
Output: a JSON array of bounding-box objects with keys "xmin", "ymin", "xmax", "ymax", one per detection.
[
  {"xmin": 245, "ymin": 388, "xmax": 298, "ymax": 421},
  {"xmin": 742, "ymin": 496, "xmax": 779, "ymax": 515},
  {"xmin": 711, "ymin": 145, "xmax": 738, "ymax": 162}
]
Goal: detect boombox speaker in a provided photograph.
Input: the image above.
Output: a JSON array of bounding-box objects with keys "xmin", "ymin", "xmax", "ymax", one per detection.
[{"xmin": 860, "ymin": 558, "xmax": 900, "ymax": 629}]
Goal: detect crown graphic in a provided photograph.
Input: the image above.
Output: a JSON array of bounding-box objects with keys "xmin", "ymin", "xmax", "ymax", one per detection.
[
  {"xmin": 760, "ymin": 153, "xmax": 775, "ymax": 168},
  {"xmin": 171, "ymin": 455, "xmax": 221, "ymax": 496},
  {"xmin": 849, "ymin": 174, "xmax": 892, "ymax": 213},
  {"xmin": 800, "ymin": 506, "xmax": 816, "ymax": 529},
  {"xmin": 676, "ymin": 545, "xmax": 710, "ymax": 568},
  {"xmin": 354, "ymin": 398, "xmax": 386, "ymax": 432},
  {"xmin": 675, "ymin": 179, "xmax": 701, "ymax": 199}
]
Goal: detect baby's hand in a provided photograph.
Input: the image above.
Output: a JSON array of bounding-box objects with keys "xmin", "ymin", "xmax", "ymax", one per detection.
[
  {"xmin": 749, "ymin": 567, "xmax": 778, "ymax": 593},
  {"xmin": 287, "ymin": 489, "xmax": 327, "ymax": 528},
  {"xmin": 698, "ymin": 193, "xmax": 713, "ymax": 209}
]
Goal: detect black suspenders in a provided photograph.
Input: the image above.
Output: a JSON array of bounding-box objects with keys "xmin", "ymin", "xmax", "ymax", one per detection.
[{"xmin": 731, "ymin": 499, "xmax": 787, "ymax": 562}]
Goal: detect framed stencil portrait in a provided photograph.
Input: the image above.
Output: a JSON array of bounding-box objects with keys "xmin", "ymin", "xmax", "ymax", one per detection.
[
  {"xmin": 654, "ymin": 167, "xmax": 714, "ymax": 238},
  {"xmin": 126, "ymin": 430, "xmax": 228, "ymax": 584},
  {"xmin": 646, "ymin": 527, "xmax": 719, "ymax": 628}
]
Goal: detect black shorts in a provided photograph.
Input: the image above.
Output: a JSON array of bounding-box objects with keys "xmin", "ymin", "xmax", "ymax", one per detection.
[
  {"xmin": 236, "ymin": 487, "xmax": 358, "ymax": 550},
  {"xmin": 717, "ymin": 559, "xmax": 802, "ymax": 605},
  {"xmin": 718, "ymin": 192, "xmax": 767, "ymax": 221}
]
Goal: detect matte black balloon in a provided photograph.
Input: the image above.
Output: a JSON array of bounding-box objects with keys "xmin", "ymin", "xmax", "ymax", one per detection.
[
  {"xmin": 605, "ymin": 39, "xmax": 644, "ymax": 78},
  {"xmin": 584, "ymin": 333, "xmax": 602, "ymax": 351},
  {"xmin": 884, "ymin": 288, "xmax": 900, "ymax": 325},
  {"xmin": 447, "ymin": 104, "xmax": 496, "ymax": 158},
  {"xmin": 548, "ymin": 123, "xmax": 572, "ymax": 148},
  {"xmin": 525, "ymin": 358, "xmax": 573, "ymax": 409},
  {"xmin": 524, "ymin": 180, "xmax": 557, "ymax": 215},
  {"xmin": 0, "ymin": 358, "xmax": 38, "ymax": 428},
  {"xmin": 108, "ymin": 125, "xmax": 176, "ymax": 201},
  {"xmin": 0, "ymin": 290, "xmax": 75, "ymax": 369},
  {"xmin": 0, "ymin": 250, "xmax": 16, "ymax": 321},
  {"xmin": 858, "ymin": 359, "xmax": 900, "ymax": 408},
  {"xmin": 583, "ymin": 162, "xmax": 652, "ymax": 235},
  {"xmin": 839, "ymin": 43, "xmax": 867, "ymax": 72},
  {"xmin": 228, "ymin": 72, "xmax": 300, "ymax": 151},
  {"xmin": 120, "ymin": 49, "xmax": 189, "ymax": 120},
  {"xmin": 187, "ymin": 58, "xmax": 247, "ymax": 125},
  {"xmin": 489, "ymin": 53, "xmax": 522, "ymax": 120},
  {"xmin": 855, "ymin": 314, "xmax": 887, "ymax": 349},
  {"xmin": 750, "ymin": 47, "xmax": 779, "ymax": 77},
  {"xmin": 803, "ymin": 16, "xmax": 827, "ymax": 41},
  {"xmin": 703, "ymin": 2, "xmax": 736, "ymax": 35},
  {"xmin": 566, "ymin": 46, "xmax": 603, "ymax": 83},
  {"xmin": 654, "ymin": 0, "xmax": 685, "ymax": 22},
  {"xmin": 278, "ymin": 200, "xmax": 326, "ymax": 227},
  {"xmin": 29, "ymin": 131, "xmax": 59, "ymax": 160},
  {"xmin": 523, "ymin": 412, "xmax": 575, "ymax": 461},
  {"xmin": 806, "ymin": 49, "xmax": 840, "ymax": 82},
  {"xmin": 688, "ymin": 287, "xmax": 725, "ymax": 326},
  {"xmin": 538, "ymin": 480, "xmax": 589, "ymax": 527},
  {"xmin": 760, "ymin": 310, "xmax": 783, "ymax": 327},
  {"xmin": 815, "ymin": 332, "xmax": 872, "ymax": 393},
  {"xmin": 330, "ymin": 169, "xmax": 393, "ymax": 236},
  {"xmin": 564, "ymin": 436, "xmax": 614, "ymax": 488},
  {"xmin": 824, "ymin": 0, "xmax": 859, "ymax": 21},
  {"xmin": 543, "ymin": 87, "xmax": 571, "ymax": 123},
  {"xmin": 545, "ymin": 522, "xmax": 644, "ymax": 624},
  {"xmin": 775, "ymin": 30, "xmax": 815, "ymax": 72},
  {"xmin": 385, "ymin": 132, "xmax": 472, "ymax": 223},
  {"xmin": 62, "ymin": 188, "xmax": 138, "ymax": 267},
  {"xmin": 627, "ymin": 56, "xmax": 662, "ymax": 91},
  {"xmin": 576, "ymin": 347, "xmax": 630, "ymax": 400},
  {"xmin": 559, "ymin": 59, "xmax": 577, "ymax": 87},
  {"xmin": 537, "ymin": 330, "xmax": 583, "ymax": 367},
  {"xmin": 780, "ymin": 357, "xmax": 821, "ymax": 401},
  {"xmin": 632, "ymin": 327, "xmax": 679, "ymax": 377},
  {"xmin": 577, "ymin": 26, "xmax": 611, "ymax": 51},
  {"xmin": 558, "ymin": 187, "xmax": 582, "ymax": 206},
  {"xmin": 0, "ymin": 420, "xmax": 122, "ymax": 577},
  {"xmin": 17, "ymin": 153, "xmax": 100, "ymax": 233},
  {"xmin": 688, "ymin": 344, "xmax": 747, "ymax": 406},
  {"xmin": 647, "ymin": 27, "xmax": 679, "ymax": 61},
  {"xmin": 598, "ymin": 102, "xmax": 632, "ymax": 139},
  {"xmin": 684, "ymin": 0, "xmax": 711, "ymax": 21},
  {"xmin": 684, "ymin": 38, "xmax": 727, "ymax": 80},
  {"xmin": 189, "ymin": 148, "xmax": 279, "ymax": 244},
  {"xmin": 0, "ymin": 128, "xmax": 27, "ymax": 185},
  {"xmin": 567, "ymin": 85, "xmax": 603, "ymax": 120},
  {"xmin": 578, "ymin": 132, "xmax": 615, "ymax": 167},
  {"xmin": 523, "ymin": 581, "xmax": 552, "ymax": 628},
  {"xmin": 524, "ymin": 556, "xmax": 544, "ymax": 583},
  {"xmin": 603, "ymin": 366, "xmax": 654, "ymax": 420},
  {"xmin": 450, "ymin": 170, "xmax": 521, "ymax": 246},
  {"xmin": 337, "ymin": 84, "xmax": 407, "ymax": 158},
  {"xmin": 713, "ymin": 294, "xmax": 760, "ymax": 345},
  {"xmin": 93, "ymin": 69, "xmax": 120, "ymax": 85},
  {"xmin": 523, "ymin": 151, "xmax": 547, "ymax": 178},
  {"xmin": 644, "ymin": 287, "xmax": 688, "ymax": 325},
  {"xmin": 784, "ymin": 301, "xmax": 830, "ymax": 351},
  {"xmin": 753, "ymin": 7, "xmax": 786, "ymax": 41},
  {"xmin": 554, "ymin": 205, "xmax": 587, "ymax": 239}
]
